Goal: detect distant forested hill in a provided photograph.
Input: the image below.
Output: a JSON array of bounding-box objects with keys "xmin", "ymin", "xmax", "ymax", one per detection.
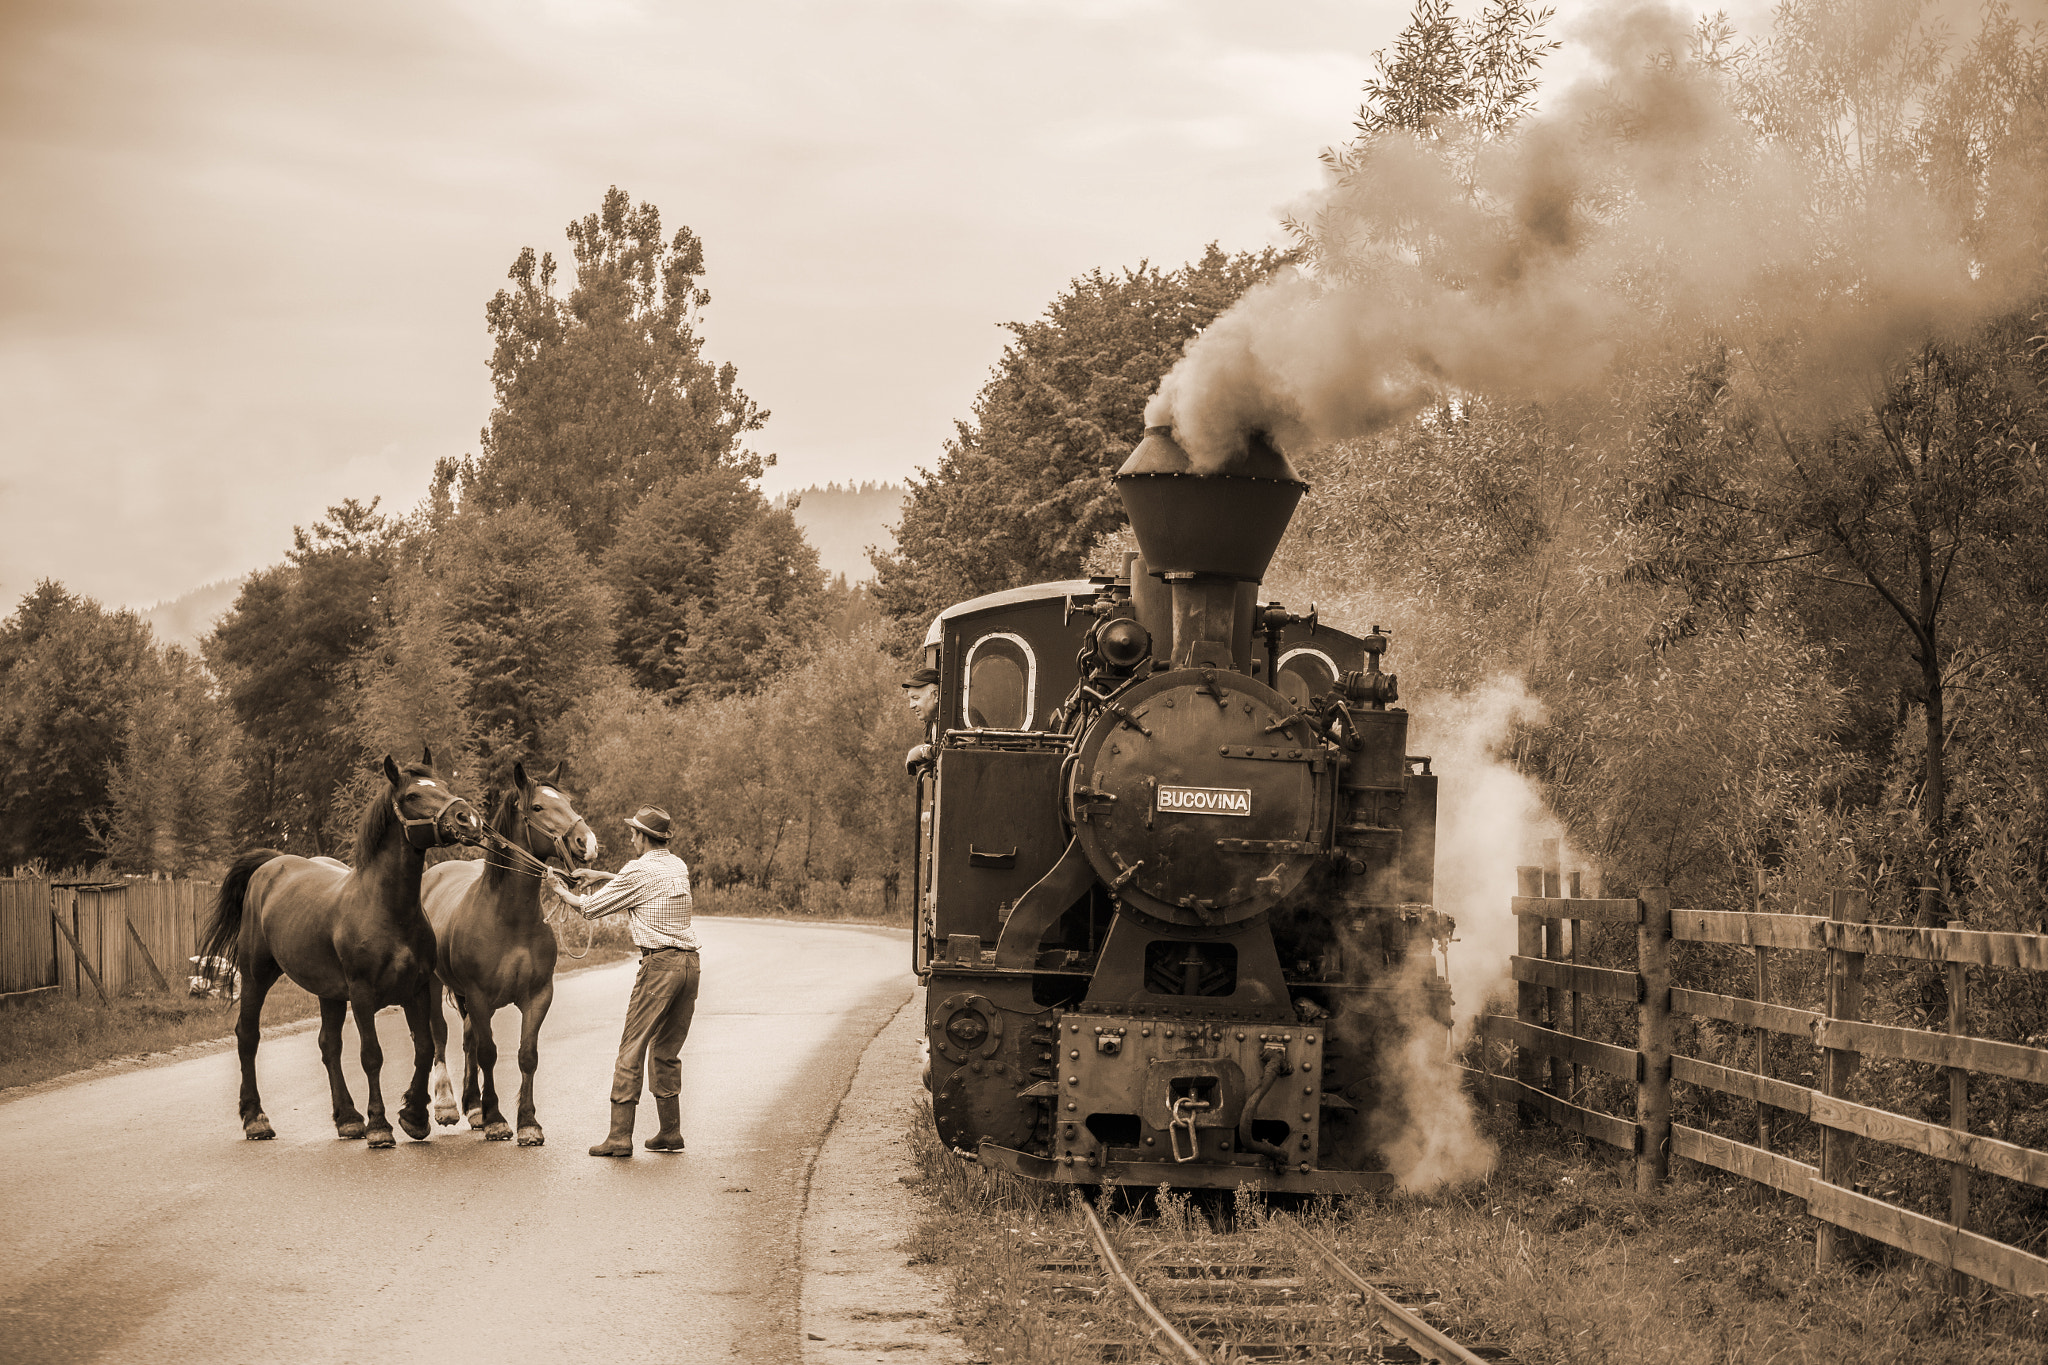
[
  {"xmin": 774, "ymin": 482, "xmax": 905, "ymax": 583},
  {"xmin": 142, "ymin": 577, "xmax": 242, "ymax": 655}
]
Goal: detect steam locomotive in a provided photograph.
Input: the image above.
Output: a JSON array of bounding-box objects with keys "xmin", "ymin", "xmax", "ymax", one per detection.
[{"xmin": 912, "ymin": 424, "xmax": 1453, "ymax": 1194}]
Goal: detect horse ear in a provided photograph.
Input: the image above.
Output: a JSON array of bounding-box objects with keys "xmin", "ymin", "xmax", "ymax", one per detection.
[
  {"xmin": 548, "ymin": 761, "xmax": 565, "ymax": 787},
  {"xmin": 383, "ymin": 755, "xmax": 402, "ymax": 787},
  {"xmin": 421, "ymin": 744, "xmax": 434, "ymax": 767},
  {"xmin": 513, "ymin": 760, "xmax": 530, "ymax": 792}
]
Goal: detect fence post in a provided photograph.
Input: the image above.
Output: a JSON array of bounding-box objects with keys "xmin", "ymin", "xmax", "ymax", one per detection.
[
  {"xmin": 1568, "ymin": 869, "xmax": 1583, "ymax": 1101},
  {"xmin": 1945, "ymin": 914, "xmax": 1971, "ymax": 1297},
  {"xmin": 1816, "ymin": 887, "xmax": 1868, "ymax": 1269},
  {"xmin": 1516, "ymin": 865, "xmax": 1544, "ymax": 1126},
  {"xmin": 1542, "ymin": 845, "xmax": 1564, "ymax": 1098},
  {"xmin": 123, "ymin": 914, "xmax": 169, "ymax": 992},
  {"xmin": 1636, "ymin": 885, "xmax": 1672, "ymax": 1193},
  {"xmin": 50, "ymin": 905, "xmax": 108, "ymax": 1005},
  {"xmin": 1753, "ymin": 866, "xmax": 1773, "ymax": 1152}
]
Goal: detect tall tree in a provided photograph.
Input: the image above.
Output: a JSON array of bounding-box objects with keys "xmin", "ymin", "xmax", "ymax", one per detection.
[
  {"xmin": 207, "ymin": 499, "xmax": 396, "ymax": 854},
  {"xmin": 459, "ymin": 187, "xmax": 769, "ymax": 557},
  {"xmin": 872, "ymin": 245, "xmax": 1288, "ymax": 635},
  {"xmin": 0, "ymin": 582, "xmax": 157, "ymax": 869},
  {"xmin": 438, "ymin": 504, "xmax": 617, "ymax": 789},
  {"xmin": 99, "ymin": 646, "xmax": 241, "ymax": 877}
]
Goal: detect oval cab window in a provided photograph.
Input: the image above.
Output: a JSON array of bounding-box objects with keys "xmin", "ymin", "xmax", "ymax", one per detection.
[
  {"xmin": 1274, "ymin": 648, "xmax": 1339, "ymax": 710},
  {"xmin": 964, "ymin": 633, "xmax": 1035, "ymax": 729}
]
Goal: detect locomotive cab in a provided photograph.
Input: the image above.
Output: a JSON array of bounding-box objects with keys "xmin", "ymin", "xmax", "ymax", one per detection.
[{"xmin": 914, "ymin": 425, "xmax": 1452, "ymax": 1194}]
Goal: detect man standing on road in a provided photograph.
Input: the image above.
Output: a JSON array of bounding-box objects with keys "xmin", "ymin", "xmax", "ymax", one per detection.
[{"xmin": 545, "ymin": 805, "xmax": 698, "ymax": 1157}]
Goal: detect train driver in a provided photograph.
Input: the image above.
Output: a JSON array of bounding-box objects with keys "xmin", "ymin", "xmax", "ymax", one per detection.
[{"xmin": 902, "ymin": 665, "xmax": 940, "ymax": 774}]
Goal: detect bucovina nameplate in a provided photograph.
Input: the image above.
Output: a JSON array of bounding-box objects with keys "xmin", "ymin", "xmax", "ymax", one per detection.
[{"xmin": 1156, "ymin": 785, "xmax": 1253, "ymax": 816}]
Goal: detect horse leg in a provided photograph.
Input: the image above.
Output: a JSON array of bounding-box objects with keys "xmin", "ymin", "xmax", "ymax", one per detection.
[
  {"xmin": 514, "ymin": 981, "xmax": 554, "ymax": 1147},
  {"xmin": 456, "ymin": 992, "xmax": 485, "ymax": 1129},
  {"xmin": 396, "ymin": 984, "xmax": 434, "ymax": 1141},
  {"xmin": 351, "ymin": 986, "xmax": 396, "ymax": 1149},
  {"xmin": 474, "ymin": 1005, "xmax": 512, "ymax": 1141},
  {"xmin": 235, "ymin": 957, "xmax": 283, "ymax": 1139},
  {"xmin": 320, "ymin": 995, "xmax": 367, "ymax": 1139},
  {"xmin": 428, "ymin": 981, "xmax": 460, "ymax": 1127}
]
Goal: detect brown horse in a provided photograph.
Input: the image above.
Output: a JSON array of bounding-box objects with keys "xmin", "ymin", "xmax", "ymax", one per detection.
[
  {"xmin": 200, "ymin": 753, "xmax": 484, "ymax": 1145},
  {"xmin": 423, "ymin": 761, "xmax": 597, "ymax": 1146}
]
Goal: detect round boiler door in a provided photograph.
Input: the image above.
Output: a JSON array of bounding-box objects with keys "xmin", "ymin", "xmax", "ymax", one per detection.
[{"xmin": 1073, "ymin": 669, "xmax": 1321, "ymax": 924}]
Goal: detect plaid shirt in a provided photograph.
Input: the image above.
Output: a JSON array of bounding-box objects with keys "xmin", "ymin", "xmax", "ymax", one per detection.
[{"xmin": 577, "ymin": 846, "xmax": 698, "ymax": 952}]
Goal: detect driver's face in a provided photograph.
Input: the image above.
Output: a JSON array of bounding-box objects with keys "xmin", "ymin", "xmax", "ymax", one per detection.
[{"xmin": 906, "ymin": 683, "xmax": 939, "ymax": 725}]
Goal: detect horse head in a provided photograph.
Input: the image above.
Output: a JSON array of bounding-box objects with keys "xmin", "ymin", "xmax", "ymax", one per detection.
[
  {"xmin": 383, "ymin": 754, "xmax": 485, "ymax": 851},
  {"xmin": 508, "ymin": 760, "xmax": 600, "ymax": 872}
]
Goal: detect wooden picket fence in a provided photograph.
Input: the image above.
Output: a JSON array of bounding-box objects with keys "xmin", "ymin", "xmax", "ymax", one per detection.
[
  {"xmin": 1471, "ymin": 863, "xmax": 2048, "ymax": 1298},
  {"xmin": 0, "ymin": 878, "xmax": 220, "ymax": 1003}
]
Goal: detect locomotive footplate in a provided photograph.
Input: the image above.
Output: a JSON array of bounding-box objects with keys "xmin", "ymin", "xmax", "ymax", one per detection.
[{"xmin": 1016, "ymin": 1008, "xmax": 1381, "ymax": 1190}]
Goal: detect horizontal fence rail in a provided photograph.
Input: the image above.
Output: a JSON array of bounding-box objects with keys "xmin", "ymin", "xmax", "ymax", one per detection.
[
  {"xmin": 1479, "ymin": 867, "xmax": 2048, "ymax": 1300},
  {"xmin": 2, "ymin": 878, "xmax": 220, "ymax": 1001}
]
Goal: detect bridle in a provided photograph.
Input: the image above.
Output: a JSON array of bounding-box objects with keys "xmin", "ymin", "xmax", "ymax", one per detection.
[
  {"xmin": 479, "ymin": 797, "xmax": 595, "ymax": 880},
  {"xmin": 393, "ymin": 790, "xmax": 483, "ymax": 851}
]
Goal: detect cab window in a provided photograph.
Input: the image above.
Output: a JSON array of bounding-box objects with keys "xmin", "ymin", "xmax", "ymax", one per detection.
[
  {"xmin": 964, "ymin": 633, "xmax": 1034, "ymax": 729},
  {"xmin": 1275, "ymin": 648, "xmax": 1338, "ymax": 710}
]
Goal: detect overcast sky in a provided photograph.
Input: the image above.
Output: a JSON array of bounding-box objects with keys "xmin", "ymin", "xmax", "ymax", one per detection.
[{"xmin": 0, "ymin": 0, "xmax": 1785, "ymax": 612}]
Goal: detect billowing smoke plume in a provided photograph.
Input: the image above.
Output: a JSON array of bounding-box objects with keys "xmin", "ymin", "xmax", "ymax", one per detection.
[{"xmin": 1146, "ymin": 0, "xmax": 2044, "ymax": 471}]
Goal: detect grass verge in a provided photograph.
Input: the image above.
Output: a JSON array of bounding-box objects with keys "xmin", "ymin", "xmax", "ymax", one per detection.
[{"xmin": 900, "ymin": 1098, "xmax": 2048, "ymax": 1364}]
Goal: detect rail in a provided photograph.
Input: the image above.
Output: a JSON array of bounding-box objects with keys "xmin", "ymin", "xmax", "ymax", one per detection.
[{"xmin": 1278, "ymin": 1218, "xmax": 1493, "ymax": 1365}]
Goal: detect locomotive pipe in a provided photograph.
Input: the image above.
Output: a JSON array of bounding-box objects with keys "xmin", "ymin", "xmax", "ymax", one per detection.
[{"xmin": 1238, "ymin": 1047, "xmax": 1295, "ymax": 1169}]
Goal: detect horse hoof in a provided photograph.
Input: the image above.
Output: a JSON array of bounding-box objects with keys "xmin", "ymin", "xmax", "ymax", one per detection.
[
  {"xmin": 244, "ymin": 1115, "xmax": 275, "ymax": 1141},
  {"xmin": 517, "ymin": 1127, "xmax": 544, "ymax": 1147},
  {"xmin": 483, "ymin": 1121, "xmax": 513, "ymax": 1142},
  {"xmin": 465, "ymin": 1108, "xmax": 485, "ymax": 1130},
  {"xmin": 398, "ymin": 1111, "xmax": 430, "ymax": 1141},
  {"xmin": 336, "ymin": 1120, "xmax": 368, "ymax": 1140},
  {"xmin": 367, "ymin": 1129, "xmax": 396, "ymax": 1150},
  {"xmin": 433, "ymin": 1104, "xmax": 460, "ymax": 1127}
]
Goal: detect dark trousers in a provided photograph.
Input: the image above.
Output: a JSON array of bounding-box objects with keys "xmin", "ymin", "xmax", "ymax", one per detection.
[{"xmin": 610, "ymin": 950, "xmax": 700, "ymax": 1103}]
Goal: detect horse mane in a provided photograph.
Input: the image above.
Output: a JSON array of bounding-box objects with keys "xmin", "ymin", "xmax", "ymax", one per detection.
[{"xmin": 354, "ymin": 760, "xmax": 437, "ymax": 864}]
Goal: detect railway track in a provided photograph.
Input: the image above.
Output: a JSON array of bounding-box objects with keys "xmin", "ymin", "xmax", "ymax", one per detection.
[{"xmin": 1012, "ymin": 1202, "xmax": 1510, "ymax": 1363}]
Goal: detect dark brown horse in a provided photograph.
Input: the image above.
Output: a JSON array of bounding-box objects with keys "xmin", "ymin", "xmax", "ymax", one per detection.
[
  {"xmin": 200, "ymin": 753, "xmax": 484, "ymax": 1144},
  {"xmin": 423, "ymin": 761, "xmax": 597, "ymax": 1146}
]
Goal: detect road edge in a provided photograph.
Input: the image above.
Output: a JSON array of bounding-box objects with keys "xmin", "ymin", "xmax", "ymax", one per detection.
[{"xmin": 797, "ymin": 983, "xmax": 966, "ymax": 1364}]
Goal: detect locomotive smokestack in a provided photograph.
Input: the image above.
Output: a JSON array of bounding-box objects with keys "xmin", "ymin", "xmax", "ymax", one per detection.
[{"xmin": 1114, "ymin": 426, "xmax": 1306, "ymax": 669}]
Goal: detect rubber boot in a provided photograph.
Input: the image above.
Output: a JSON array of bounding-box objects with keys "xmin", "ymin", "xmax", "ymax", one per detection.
[
  {"xmin": 645, "ymin": 1095, "xmax": 685, "ymax": 1152},
  {"xmin": 589, "ymin": 1101, "xmax": 636, "ymax": 1157}
]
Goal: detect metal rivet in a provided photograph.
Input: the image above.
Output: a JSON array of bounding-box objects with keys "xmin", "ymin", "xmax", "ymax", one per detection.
[
  {"xmin": 1067, "ymin": 1101, "xmax": 1076, "ymax": 1111},
  {"xmin": 1070, "ymin": 1050, "xmax": 1079, "ymax": 1059}
]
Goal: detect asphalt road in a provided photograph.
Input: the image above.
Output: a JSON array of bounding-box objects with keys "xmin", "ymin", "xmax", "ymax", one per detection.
[{"xmin": 0, "ymin": 918, "xmax": 914, "ymax": 1365}]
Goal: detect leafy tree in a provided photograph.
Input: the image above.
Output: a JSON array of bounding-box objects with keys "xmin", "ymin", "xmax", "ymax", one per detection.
[
  {"xmin": 1353, "ymin": 0, "xmax": 1558, "ymax": 140},
  {"xmin": 207, "ymin": 499, "xmax": 395, "ymax": 854},
  {"xmin": 458, "ymin": 187, "xmax": 769, "ymax": 557},
  {"xmin": 0, "ymin": 582, "xmax": 157, "ymax": 869},
  {"xmin": 872, "ymin": 245, "xmax": 1288, "ymax": 635},
  {"xmin": 99, "ymin": 646, "xmax": 241, "ymax": 877},
  {"xmin": 600, "ymin": 466, "xmax": 823, "ymax": 698},
  {"xmin": 438, "ymin": 503, "xmax": 617, "ymax": 789}
]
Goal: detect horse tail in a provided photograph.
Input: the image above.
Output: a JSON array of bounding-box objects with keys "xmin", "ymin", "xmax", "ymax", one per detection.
[{"xmin": 201, "ymin": 850, "xmax": 284, "ymax": 972}]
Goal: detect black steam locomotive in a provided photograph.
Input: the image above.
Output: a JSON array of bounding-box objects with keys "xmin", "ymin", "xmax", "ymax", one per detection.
[{"xmin": 912, "ymin": 425, "xmax": 1453, "ymax": 1194}]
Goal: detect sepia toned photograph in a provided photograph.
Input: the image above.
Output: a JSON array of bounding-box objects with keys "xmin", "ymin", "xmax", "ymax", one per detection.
[{"xmin": 4, "ymin": 1, "xmax": 2048, "ymax": 1361}]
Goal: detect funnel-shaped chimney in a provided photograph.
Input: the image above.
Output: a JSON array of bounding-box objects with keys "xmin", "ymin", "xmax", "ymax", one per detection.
[{"xmin": 1114, "ymin": 426, "xmax": 1306, "ymax": 584}]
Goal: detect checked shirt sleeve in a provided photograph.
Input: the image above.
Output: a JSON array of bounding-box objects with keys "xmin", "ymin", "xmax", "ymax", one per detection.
[{"xmin": 577, "ymin": 861, "xmax": 652, "ymax": 921}]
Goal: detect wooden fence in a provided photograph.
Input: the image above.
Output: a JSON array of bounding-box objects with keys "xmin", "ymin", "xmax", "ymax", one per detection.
[
  {"xmin": 0, "ymin": 878, "xmax": 219, "ymax": 1003},
  {"xmin": 1472, "ymin": 864, "xmax": 2048, "ymax": 1299}
]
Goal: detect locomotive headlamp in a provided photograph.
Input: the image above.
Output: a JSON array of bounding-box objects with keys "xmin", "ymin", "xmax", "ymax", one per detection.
[{"xmin": 1096, "ymin": 617, "xmax": 1151, "ymax": 672}]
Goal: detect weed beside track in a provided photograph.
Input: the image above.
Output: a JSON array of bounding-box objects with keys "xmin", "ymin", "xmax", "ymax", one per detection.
[{"xmin": 904, "ymin": 1100, "xmax": 2048, "ymax": 1364}]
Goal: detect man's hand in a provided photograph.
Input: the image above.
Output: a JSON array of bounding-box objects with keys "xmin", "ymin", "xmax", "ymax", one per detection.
[
  {"xmin": 568, "ymin": 867, "xmax": 614, "ymax": 884},
  {"xmin": 904, "ymin": 742, "xmax": 934, "ymax": 776}
]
